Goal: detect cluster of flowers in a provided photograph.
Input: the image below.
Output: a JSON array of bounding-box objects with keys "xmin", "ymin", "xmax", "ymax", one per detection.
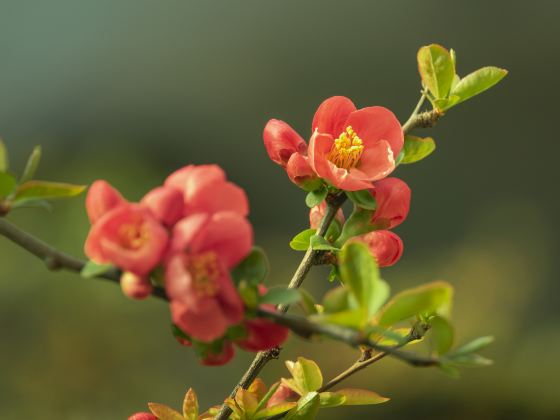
[
  {"xmin": 265, "ymin": 95, "xmax": 411, "ymax": 266},
  {"xmin": 84, "ymin": 165, "xmax": 288, "ymax": 365}
]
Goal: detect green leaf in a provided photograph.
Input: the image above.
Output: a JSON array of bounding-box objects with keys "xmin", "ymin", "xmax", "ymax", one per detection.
[
  {"xmin": 148, "ymin": 402, "xmax": 184, "ymax": 420},
  {"xmin": 290, "ymin": 229, "xmax": 316, "ymax": 251},
  {"xmin": 318, "ymin": 392, "xmax": 346, "ymax": 408},
  {"xmin": 254, "ymin": 403, "xmax": 298, "ymax": 420},
  {"xmin": 400, "ymin": 135, "xmax": 436, "ymax": 165},
  {"xmin": 450, "ymin": 66, "xmax": 508, "ymax": 106},
  {"xmin": 339, "ymin": 242, "xmax": 390, "ymax": 323},
  {"xmin": 0, "ymin": 139, "xmax": 7, "ymax": 172},
  {"xmin": 314, "ymin": 309, "xmax": 364, "ymax": 329},
  {"xmin": 438, "ymin": 363, "xmax": 461, "ymax": 378},
  {"xmin": 260, "ymin": 287, "xmax": 302, "ymax": 306},
  {"xmin": 10, "ymin": 199, "xmax": 53, "ymax": 212},
  {"xmin": 254, "ymin": 382, "xmax": 281, "ymax": 414},
  {"xmin": 322, "ymin": 287, "xmax": 352, "ymax": 314},
  {"xmin": 451, "ymin": 336, "xmax": 494, "ymax": 356},
  {"xmin": 445, "ymin": 353, "xmax": 493, "ymax": 367},
  {"xmin": 429, "ymin": 315, "xmax": 454, "ymax": 355},
  {"xmin": 183, "ymin": 388, "xmax": 199, "ymax": 420},
  {"xmin": 336, "ymin": 208, "xmax": 375, "ymax": 246},
  {"xmin": 80, "ymin": 261, "xmax": 115, "ymax": 278},
  {"xmin": 0, "ymin": 172, "xmax": 17, "ymax": 198},
  {"xmin": 298, "ymin": 288, "xmax": 318, "ymax": 315},
  {"xmin": 14, "ymin": 181, "xmax": 86, "ymax": 204},
  {"xmin": 232, "ymin": 247, "xmax": 269, "ymax": 286},
  {"xmin": 346, "ymin": 190, "xmax": 377, "ymax": 210},
  {"xmin": 239, "ymin": 281, "xmax": 260, "ymax": 308},
  {"xmin": 20, "ymin": 145, "xmax": 42, "ymax": 183},
  {"xmin": 417, "ymin": 44, "xmax": 455, "ymax": 99},
  {"xmin": 378, "ymin": 281, "xmax": 453, "ymax": 327},
  {"xmin": 334, "ymin": 388, "xmax": 389, "ymax": 405},
  {"xmin": 309, "ymin": 235, "xmax": 339, "ymax": 251},
  {"xmin": 285, "ymin": 392, "xmax": 320, "ymax": 420},
  {"xmin": 287, "ymin": 358, "xmax": 323, "ymax": 394},
  {"xmin": 305, "ymin": 187, "xmax": 327, "ymax": 208}
]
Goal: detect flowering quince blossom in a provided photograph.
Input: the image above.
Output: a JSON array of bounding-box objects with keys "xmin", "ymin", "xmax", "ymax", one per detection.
[
  {"xmin": 264, "ymin": 96, "xmax": 403, "ymax": 191},
  {"xmin": 85, "ymin": 180, "xmax": 126, "ymax": 224},
  {"xmin": 128, "ymin": 413, "xmax": 157, "ymax": 420}
]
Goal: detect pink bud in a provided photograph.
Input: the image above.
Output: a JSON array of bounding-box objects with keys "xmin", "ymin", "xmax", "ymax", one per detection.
[
  {"xmin": 263, "ymin": 119, "xmax": 307, "ymax": 167},
  {"xmin": 286, "ymin": 153, "xmax": 321, "ymax": 191},
  {"xmin": 200, "ymin": 341, "xmax": 235, "ymax": 366},
  {"xmin": 370, "ymin": 178, "xmax": 411, "ymax": 229},
  {"xmin": 266, "ymin": 383, "xmax": 300, "ymax": 407},
  {"xmin": 128, "ymin": 413, "xmax": 158, "ymax": 420},
  {"xmin": 86, "ymin": 180, "xmax": 126, "ymax": 224},
  {"xmin": 309, "ymin": 201, "xmax": 345, "ymax": 230},
  {"xmin": 356, "ymin": 230, "xmax": 404, "ymax": 267},
  {"xmin": 141, "ymin": 186, "xmax": 184, "ymax": 227},
  {"xmin": 120, "ymin": 272, "xmax": 153, "ymax": 300}
]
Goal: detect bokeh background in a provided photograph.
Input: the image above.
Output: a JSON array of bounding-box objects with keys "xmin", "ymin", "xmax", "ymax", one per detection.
[{"xmin": 1, "ymin": 1, "xmax": 559, "ymax": 419}]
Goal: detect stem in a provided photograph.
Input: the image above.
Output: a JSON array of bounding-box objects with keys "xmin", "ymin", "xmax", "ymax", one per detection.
[
  {"xmin": 214, "ymin": 192, "xmax": 347, "ymax": 420},
  {"xmin": 401, "ymin": 91, "xmax": 442, "ymax": 134}
]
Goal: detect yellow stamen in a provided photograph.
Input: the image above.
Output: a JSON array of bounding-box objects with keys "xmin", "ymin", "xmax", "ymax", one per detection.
[
  {"xmin": 188, "ymin": 252, "xmax": 220, "ymax": 297},
  {"xmin": 119, "ymin": 223, "xmax": 150, "ymax": 249},
  {"xmin": 326, "ymin": 126, "xmax": 364, "ymax": 169}
]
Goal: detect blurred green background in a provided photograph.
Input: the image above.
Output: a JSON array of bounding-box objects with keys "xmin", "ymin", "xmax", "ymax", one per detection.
[{"xmin": 1, "ymin": 0, "xmax": 559, "ymax": 419}]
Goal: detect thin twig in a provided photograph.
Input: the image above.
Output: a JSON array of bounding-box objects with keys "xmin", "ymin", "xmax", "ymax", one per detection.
[{"xmin": 401, "ymin": 91, "xmax": 442, "ymax": 134}]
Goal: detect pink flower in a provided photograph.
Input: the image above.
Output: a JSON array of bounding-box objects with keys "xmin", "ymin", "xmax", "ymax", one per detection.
[
  {"xmin": 309, "ymin": 201, "xmax": 345, "ymax": 230},
  {"xmin": 141, "ymin": 186, "xmax": 184, "ymax": 227},
  {"xmin": 120, "ymin": 272, "xmax": 153, "ymax": 300},
  {"xmin": 85, "ymin": 180, "xmax": 126, "ymax": 224},
  {"xmin": 285, "ymin": 153, "xmax": 321, "ymax": 191},
  {"xmin": 354, "ymin": 230, "xmax": 404, "ymax": 267},
  {"xmin": 370, "ymin": 177, "xmax": 411, "ymax": 229},
  {"xmin": 308, "ymin": 96, "xmax": 403, "ymax": 191},
  {"xmin": 128, "ymin": 413, "xmax": 157, "ymax": 420},
  {"xmin": 164, "ymin": 164, "xmax": 248, "ymax": 217},
  {"xmin": 200, "ymin": 341, "xmax": 235, "ymax": 366},
  {"xmin": 263, "ymin": 119, "xmax": 307, "ymax": 167},
  {"xmin": 85, "ymin": 204, "xmax": 169, "ymax": 276},
  {"xmin": 165, "ymin": 212, "xmax": 252, "ymax": 342},
  {"xmin": 236, "ymin": 316, "xmax": 289, "ymax": 352}
]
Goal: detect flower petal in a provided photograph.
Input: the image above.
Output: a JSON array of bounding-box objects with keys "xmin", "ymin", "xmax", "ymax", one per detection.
[
  {"xmin": 346, "ymin": 106, "xmax": 404, "ymax": 156},
  {"xmin": 354, "ymin": 139, "xmax": 395, "ymax": 181},
  {"xmin": 171, "ymin": 299, "xmax": 230, "ymax": 342},
  {"xmin": 263, "ymin": 119, "xmax": 307, "ymax": 167},
  {"xmin": 311, "ymin": 96, "xmax": 356, "ymax": 137}
]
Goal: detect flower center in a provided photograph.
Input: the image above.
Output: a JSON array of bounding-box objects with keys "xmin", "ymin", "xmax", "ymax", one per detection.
[
  {"xmin": 188, "ymin": 251, "xmax": 221, "ymax": 297},
  {"xmin": 327, "ymin": 126, "xmax": 364, "ymax": 170},
  {"xmin": 119, "ymin": 223, "xmax": 149, "ymax": 249}
]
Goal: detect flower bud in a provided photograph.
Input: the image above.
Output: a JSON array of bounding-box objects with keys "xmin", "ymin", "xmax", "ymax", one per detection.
[
  {"xmin": 120, "ymin": 272, "xmax": 153, "ymax": 300},
  {"xmin": 86, "ymin": 180, "xmax": 126, "ymax": 224},
  {"xmin": 263, "ymin": 119, "xmax": 307, "ymax": 167},
  {"xmin": 370, "ymin": 177, "xmax": 411, "ymax": 229},
  {"xmin": 286, "ymin": 153, "xmax": 321, "ymax": 191},
  {"xmin": 355, "ymin": 230, "xmax": 403, "ymax": 267}
]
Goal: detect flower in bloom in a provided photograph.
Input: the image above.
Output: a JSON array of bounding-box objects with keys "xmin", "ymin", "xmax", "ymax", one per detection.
[
  {"xmin": 369, "ymin": 177, "xmax": 411, "ymax": 229},
  {"xmin": 352, "ymin": 230, "xmax": 404, "ymax": 267},
  {"xmin": 264, "ymin": 96, "xmax": 403, "ymax": 191},
  {"xmin": 128, "ymin": 413, "xmax": 157, "ymax": 420},
  {"xmin": 85, "ymin": 204, "xmax": 169, "ymax": 276},
  {"xmin": 141, "ymin": 186, "xmax": 184, "ymax": 227},
  {"xmin": 85, "ymin": 180, "xmax": 126, "ymax": 224},
  {"xmin": 166, "ymin": 212, "xmax": 252, "ymax": 342},
  {"xmin": 164, "ymin": 164, "xmax": 249, "ymax": 217}
]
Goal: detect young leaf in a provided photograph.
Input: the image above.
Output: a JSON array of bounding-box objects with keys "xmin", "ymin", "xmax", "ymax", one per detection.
[
  {"xmin": 260, "ymin": 287, "xmax": 302, "ymax": 306},
  {"xmin": 309, "ymin": 235, "xmax": 339, "ymax": 251},
  {"xmin": 400, "ymin": 135, "xmax": 436, "ymax": 165},
  {"xmin": 429, "ymin": 315, "xmax": 454, "ymax": 355},
  {"xmin": 254, "ymin": 382, "xmax": 281, "ymax": 414},
  {"xmin": 450, "ymin": 66, "xmax": 508, "ymax": 106},
  {"xmin": 80, "ymin": 261, "xmax": 115, "ymax": 278},
  {"xmin": 0, "ymin": 172, "xmax": 17, "ymax": 198},
  {"xmin": 285, "ymin": 392, "xmax": 320, "ymax": 420},
  {"xmin": 290, "ymin": 229, "xmax": 316, "ymax": 251},
  {"xmin": 378, "ymin": 281, "xmax": 453, "ymax": 327},
  {"xmin": 334, "ymin": 388, "xmax": 389, "ymax": 405},
  {"xmin": 346, "ymin": 190, "xmax": 377, "ymax": 211},
  {"xmin": 20, "ymin": 145, "xmax": 42, "ymax": 183},
  {"xmin": 339, "ymin": 242, "xmax": 390, "ymax": 323},
  {"xmin": 183, "ymin": 388, "xmax": 199, "ymax": 420},
  {"xmin": 336, "ymin": 208, "xmax": 374, "ymax": 246},
  {"xmin": 288, "ymin": 358, "xmax": 323, "ymax": 394},
  {"xmin": 305, "ymin": 187, "xmax": 327, "ymax": 208},
  {"xmin": 298, "ymin": 288, "xmax": 318, "ymax": 315},
  {"xmin": 0, "ymin": 139, "xmax": 7, "ymax": 172},
  {"xmin": 417, "ymin": 44, "xmax": 455, "ymax": 99},
  {"xmin": 254, "ymin": 403, "xmax": 298, "ymax": 420},
  {"xmin": 322, "ymin": 286, "xmax": 351, "ymax": 314},
  {"xmin": 232, "ymin": 247, "xmax": 269, "ymax": 286},
  {"xmin": 318, "ymin": 392, "xmax": 346, "ymax": 407},
  {"xmin": 445, "ymin": 353, "xmax": 493, "ymax": 367},
  {"xmin": 14, "ymin": 181, "xmax": 86, "ymax": 204},
  {"xmin": 451, "ymin": 336, "xmax": 494, "ymax": 356},
  {"xmin": 314, "ymin": 309, "xmax": 364, "ymax": 329},
  {"xmin": 148, "ymin": 403, "xmax": 184, "ymax": 420}
]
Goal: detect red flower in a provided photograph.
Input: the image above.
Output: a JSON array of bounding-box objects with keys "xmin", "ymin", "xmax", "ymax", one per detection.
[
  {"xmin": 236, "ymin": 316, "xmax": 289, "ymax": 352},
  {"xmin": 200, "ymin": 340, "xmax": 235, "ymax": 366},
  {"xmin": 141, "ymin": 186, "xmax": 184, "ymax": 227},
  {"xmin": 128, "ymin": 413, "xmax": 157, "ymax": 420},
  {"xmin": 286, "ymin": 153, "xmax": 321, "ymax": 191},
  {"xmin": 85, "ymin": 180, "xmax": 126, "ymax": 224},
  {"xmin": 264, "ymin": 96, "xmax": 403, "ymax": 191},
  {"xmin": 166, "ymin": 212, "xmax": 252, "ymax": 342},
  {"xmin": 165, "ymin": 164, "xmax": 248, "ymax": 217},
  {"xmin": 85, "ymin": 204, "xmax": 168, "ymax": 276},
  {"xmin": 353, "ymin": 230, "xmax": 404, "ymax": 267},
  {"xmin": 370, "ymin": 177, "xmax": 411, "ymax": 229}
]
